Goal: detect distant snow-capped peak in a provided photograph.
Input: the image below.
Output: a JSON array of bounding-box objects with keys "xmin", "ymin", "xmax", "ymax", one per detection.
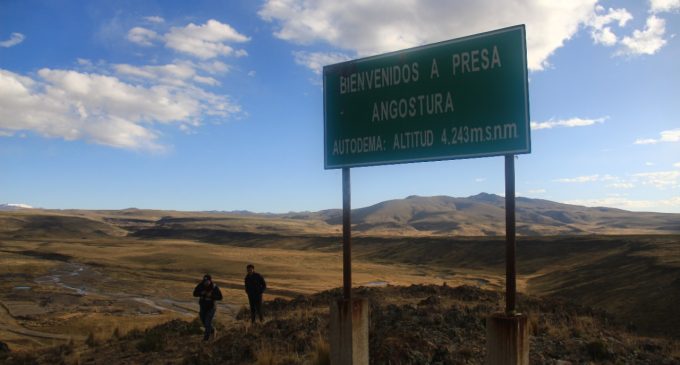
[{"xmin": 0, "ymin": 203, "xmax": 34, "ymax": 210}]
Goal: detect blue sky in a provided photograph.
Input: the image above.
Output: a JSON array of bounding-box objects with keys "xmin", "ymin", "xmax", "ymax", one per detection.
[{"xmin": 1, "ymin": 0, "xmax": 679, "ymax": 213}]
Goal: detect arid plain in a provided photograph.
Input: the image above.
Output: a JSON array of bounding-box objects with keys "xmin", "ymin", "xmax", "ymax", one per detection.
[{"xmin": 1, "ymin": 194, "xmax": 679, "ymax": 361}]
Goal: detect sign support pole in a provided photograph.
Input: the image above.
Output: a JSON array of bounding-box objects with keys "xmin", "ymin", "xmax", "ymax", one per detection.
[
  {"xmin": 505, "ymin": 154, "xmax": 516, "ymax": 315},
  {"xmin": 330, "ymin": 167, "xmax": 368, "ymax": 365},
  {"xmin": 342, "ymin": 167, "xmax": 352, "ymax": 300},
  {"xmin": 485, "ymin": 154, "xmax": 527, "ymax": 365}
]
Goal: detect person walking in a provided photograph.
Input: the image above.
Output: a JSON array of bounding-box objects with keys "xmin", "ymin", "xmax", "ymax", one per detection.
[
  {"xmin": 193, "ymin": 274, "xmax": 223, "ymax": 341},
  {"xmin": 244, "ymin": 264, "xmax": 266, "ymax": 323}
]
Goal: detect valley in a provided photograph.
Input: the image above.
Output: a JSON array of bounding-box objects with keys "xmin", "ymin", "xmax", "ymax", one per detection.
[{"xmin": 1, "ymin": 195, "xmax": 679, "ymax": 359}]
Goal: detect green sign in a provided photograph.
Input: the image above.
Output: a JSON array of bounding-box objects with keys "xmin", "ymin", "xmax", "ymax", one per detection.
[{"xmin": 323, "ymin": 25, "xmax": 530, "ymax": 169}]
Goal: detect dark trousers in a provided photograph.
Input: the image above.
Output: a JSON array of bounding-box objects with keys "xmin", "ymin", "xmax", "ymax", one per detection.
[
  {"xmin": 199, "ymin": 306, "xmax": 216, "ymax": 340},
  {"xmin": 248, "ymin": 294, "xmax": 263, "ymax": 323}
]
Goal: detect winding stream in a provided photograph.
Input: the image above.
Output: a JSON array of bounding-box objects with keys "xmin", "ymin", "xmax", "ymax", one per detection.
[{"xmin": 33, "ymin": 262, "xmax": 238, "ymax": 317}]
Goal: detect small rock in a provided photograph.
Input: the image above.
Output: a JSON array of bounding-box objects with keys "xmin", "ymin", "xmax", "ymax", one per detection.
[
  {"xmin": 0, "ymin": 341, "xmax": 10, "ymax": 353},
  {"xmin": 419, "ymin": 295, "xmax": 441, "ymax": 306}
]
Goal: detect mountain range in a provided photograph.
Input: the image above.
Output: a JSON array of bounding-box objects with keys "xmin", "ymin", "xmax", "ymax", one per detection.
[
  {"xmin": 280, "ymin": 193, "xmax": 680, "ymax": 235},
  {"xmin": 2, "ymin": 193, "xmax": 679, "ymax": 237}
]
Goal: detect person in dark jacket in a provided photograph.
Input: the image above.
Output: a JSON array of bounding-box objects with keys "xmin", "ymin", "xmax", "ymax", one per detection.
[
  {"xmin": 244, "ymin": 264, "xmax": 266, "ymax": 323},
  {"xmin": 193, "ymin": 274, "xmax": 223, "ymax": 341}
]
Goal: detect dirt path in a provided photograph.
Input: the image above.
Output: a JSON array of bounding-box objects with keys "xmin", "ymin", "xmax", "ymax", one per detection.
[
  {"xmin": 0, "ymin": 300, "xmax": 85, "ymax": 341},
  {"xmin": 0, "ymin": 324, "xmax": 85, "ymax": 341}
]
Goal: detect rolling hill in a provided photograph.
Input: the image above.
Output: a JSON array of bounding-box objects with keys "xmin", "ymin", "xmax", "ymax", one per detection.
[
  {"xmin": 329, "ymin": 193, "xmax": 680, "ymax": 235},
  {"xmin": 1, "ymin": 194, "xmax": 679, "ymax": 356},
  {"xmin": 2, "ymin": 193, "xmax": 679, "ymax": 238}
]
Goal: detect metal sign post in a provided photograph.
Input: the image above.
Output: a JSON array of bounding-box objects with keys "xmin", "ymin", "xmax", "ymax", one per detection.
[
  {"xmin": 342, "ymin": 167, "xmax": 352, "ymax": 300},
  {"xmin": 487, "ymin": 154, "xmax": 528, "ymax": 364},
  {"xmin": 505, "ymin": 154, "xmax": 516, "ymax": 315},
  {"xmin": 329, "ymin": 167, "xmax": 369, "ymax": 365}
]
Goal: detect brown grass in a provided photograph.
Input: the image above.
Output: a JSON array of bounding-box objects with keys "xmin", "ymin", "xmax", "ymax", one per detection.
[
  {"xmin": 255, "ymin": 341, "xmax": 303, "ymax": 365},
  {"xmin": 0, "ymin": 236, "xmax": 459, "ymax": 352},
  {"xmin": 311, "ymin": 334, "xmax": 330, "ymax": 365},
  {"xmin": 1, "ymin": 208, "xmax": 679, "ymax": 354}
]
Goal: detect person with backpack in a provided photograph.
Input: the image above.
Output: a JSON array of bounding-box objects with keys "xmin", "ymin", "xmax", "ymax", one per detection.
[
  {"xmin": 244, "ymin": 264, "xmax": 266, "ymax": 323},
  {"xmin": 193, "ymin": 274, "xmax": 223, "ymax": 341}
]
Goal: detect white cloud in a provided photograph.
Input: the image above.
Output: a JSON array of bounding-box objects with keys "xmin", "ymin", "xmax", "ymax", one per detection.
[
  {"xmin": 475, "ymin": 177, "xmax": 487, "ymax": 183},
  {"xmin": 618, "ymin": 15, "xmax": 667, "ymax": 55},
  {"xmin": 650, "ymin": 0, "xmax": 680, "ymax": 13},
  {"xmin": 292, "ymin": 51, "xmax": 352, "ymax": 74},
  {"xmin": 114, "ymin": 63, "xmax": 197, "ymax": 84},
  {"xmin": 659, "ymin": 129, "xmax": 680, "ymax": 142},
  {"xmin": 634, "ymin": 128, "xmax": 680, "ymax": 144},
  {"xmin": 114, "ymin": 62, "xmax": 230, "ymax": 88},
  {"xmin": 564, "ymin": 196, "xmax": 680, "ymax": 212},
  {"xmin": 77, "ymin": 58, "xmax": 93, "ymax": 67},
  {"xmin": 558, "ymin": 169, "xmax": 680, "ymax": 191},
  {"xmin": 531, "ymin": 116, "xmax": 607, "ymax": 130},
  {"xmin": 198, "ymin": 61, "xmax": 231, "ymax": 74},
  {"xmin": 259, "ymin": 0, "xmax": 598, "ymax": 71},
  {"xmin": 645, "ymin": 162, "xmax": 656, "ymax": 166},
  {"xmin": 193, "ymin": 75, "xmax": 220, "ymax": 86},
  {"xmin": 114, "ymin": 64, "xmax": 156, "ymax": 79},
  {"xmin": 0, "ymin": 32, "xmax": 25, "ymax": 48},
  {"xmin": 555, "ymin": 174, "xmax": 617, "ymax": 183},
  {"xmin": 593, "ymin": 27, "xmax": 619, "ymax": 46},
  {"xmin": 582, "ymin": 5, "xmax": 671, "ymax": 58},
  {"xmin": 587, "ymin": 6, "xmax": 633, "ymax": 46},
  {"xmin": 527, "ymin": 189, "xmax": 547, "ymax": 194},
  {"xmin": 633, "ymin": 171, "xmax": 680, "ymax": 189},
  {"xmin": 674, "ymin": 162, "xmax": 680, "ymax": 168},
  {"xmin": 165, "ymin": 19, "xmax": 249, "ymax": 59},
  {"xmin": 0, "ymin": 67, "xmax": 240, "ymax": 152},
  {"xmin": 127, "ymin": 20, "xmax": 250, "ymax": 59},
  {"xmin": 144, "ymin": 16, "xmax": 165, "ymax": 24},
  {"xmin": 3, "ymin": 20, "xmax": 247, "ymax": 152},
  {"xmin": 607, "ymin": 182, "xmax": 635, "ymax": 189},
  {"xmin": 634, "ymin": 138, "xmax": 658, "ymax": 145},
  {"xmin": 127, "ymin": 27, "xmax": 159, "ymax": 46},
  {"xmin": 179, "ymin": 124, "xmax": 198, "ymax": 134}
]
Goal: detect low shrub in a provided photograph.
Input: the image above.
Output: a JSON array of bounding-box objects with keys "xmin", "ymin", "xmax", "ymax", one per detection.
[
  {"xmin": 311, "ymin": 336, "xmax": 330, "ymax": 365},
  {"xmin": 586, "ymin": 340, "xmax": 613, "ymax": 361}
]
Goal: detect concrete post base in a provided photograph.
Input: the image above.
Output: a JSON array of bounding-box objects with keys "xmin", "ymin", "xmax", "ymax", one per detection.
[
  {"xmin": 485, "ymin": 313, "xmax": 529, "ymax": 365},
  {"xmin": 330, "ymin": 298, "xmax": 369, "ymax": 365}
]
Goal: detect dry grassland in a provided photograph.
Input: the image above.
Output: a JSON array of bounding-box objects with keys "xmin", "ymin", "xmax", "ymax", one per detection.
[
  {"xmin": 1, "ymin": 209, "xmax": 679, "ymax": 357},
  {"xmin": 0, "ymin": 236, "xmax": 501, "ymax": 352}
]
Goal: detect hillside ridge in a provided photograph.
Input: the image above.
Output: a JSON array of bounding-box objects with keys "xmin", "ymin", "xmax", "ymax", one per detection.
[
  {"xmin": 2, "ymin": 193, "xmax": 679, "ymax": 237},
  {"xmin": 3, "ymin": 284, "xmax": 678, "ymax": 364}
]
